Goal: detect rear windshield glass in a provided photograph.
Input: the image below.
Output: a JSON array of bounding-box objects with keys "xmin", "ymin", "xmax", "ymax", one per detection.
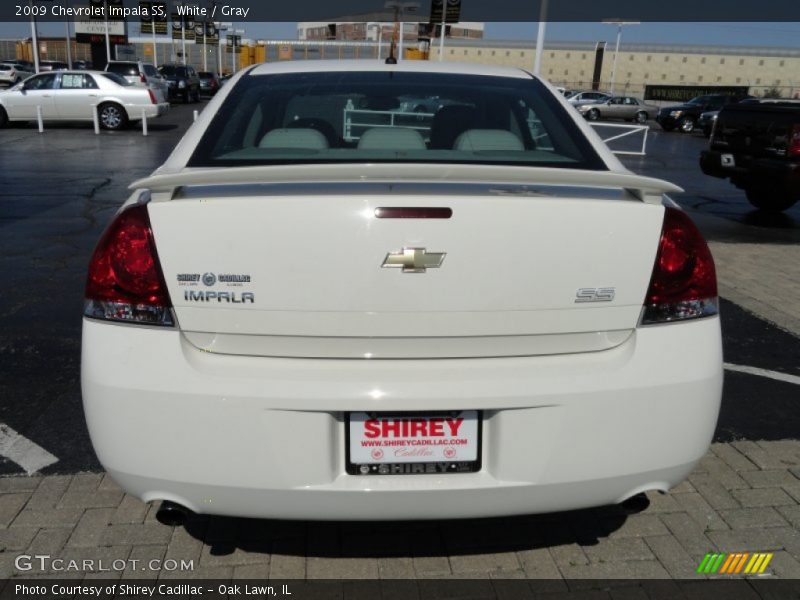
[
  {"xmin": 160, "ymin": 66, "xmax": 187, "ymax": 77},
  {"xmin": 107, "ymin": 63, "xmax": 138, "ymax": 76},
  {"xmin": 198, "ymin": 72, "xmax": 214, "ymax": 78},
  {"xmin": 101, "ymin": 72, "xmax": 132, "ymax": 86},
  {"xmin": 189, "ymin": 71, "xmax": 605, "ymax": 170}
]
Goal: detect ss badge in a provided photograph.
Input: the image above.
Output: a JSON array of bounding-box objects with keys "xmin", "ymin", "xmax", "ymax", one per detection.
[{"xmin": 575, "ymin": 287, "xmax": 616, "ymax": 303}]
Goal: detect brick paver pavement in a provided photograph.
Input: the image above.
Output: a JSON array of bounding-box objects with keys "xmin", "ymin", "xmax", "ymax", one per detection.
[
  {"xmin": 709, "ymin": 241, "xmax": 800, "ymax": 337},
  {"xmin": 0, "ymin": 442, "xmax": 798, "ymax": 580}
]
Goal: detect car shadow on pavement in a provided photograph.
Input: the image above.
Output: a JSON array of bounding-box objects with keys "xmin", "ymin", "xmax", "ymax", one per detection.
[
  {"xmin": 178, "ymin": 497, "xmax": 648, "ymax": 559},
  {"xmin": 5, "ymin": 122, "xmax": 179, "ymax": 133}
]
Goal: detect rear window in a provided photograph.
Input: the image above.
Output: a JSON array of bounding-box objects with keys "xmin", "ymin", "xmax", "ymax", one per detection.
[
  {"xmin": 198, "ymin": 72, "xmax": 214, "ymax": 78},
  {"xmin": 101, "ymin": 72, "xmax": 133, "ymax": 86},
  {"xmin": 143, "ymin": 65, "xmax": 158, "ymax": 77},
  {"xmin": 107, "ymin": 62, "xmax": 139, "ymax": 77},
  {"xmin": 189, "ymin": 71, "xmax": 606, "ymax": 170},
  {"xmin": 159, "ymin": 66, "xmax": 187, "ymax": 77}
]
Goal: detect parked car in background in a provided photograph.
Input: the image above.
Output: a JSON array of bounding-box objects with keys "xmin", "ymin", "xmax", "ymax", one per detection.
[
  {"xmin": 197, "ymin": 71, "xmax": 220, "ymax": 96},
  {"xmin": 73, "ymin": 60, "xmax": 92, "ymax": 70},
  {"xmin": 39, "ymin": 60, "xmax": 69, "ymax": 72},
  {"xmin": 81, "ymin": 60, "xmax": 722, "ymax": 522},
  {"xmin": 158, "ymin": 64, "xmax": 201, "ymax": 103},
  {"xmin": 577, "ymin": 96, "xmax": 659, "ymax": 123},
  {"xmin": 656, "ymin": 94, "xmax": 746, "ymax": 133},
  {"xmin": 0, "ymin": 70, "xmax": 169, "ymax": 131},
  {"xmin": 105, "ymin": 61, "xmax": 168, "ymax": 104},
  {"xmin": 700, "ymin": 99, "xmax": 800, "ymax": 212},
  {"xmin": 566, "ymin": 90, "xmax": 611, "ymax": 106},
  {"xmin": 0, "ymin": 61, "xmax": 34, "ymax": 86}
]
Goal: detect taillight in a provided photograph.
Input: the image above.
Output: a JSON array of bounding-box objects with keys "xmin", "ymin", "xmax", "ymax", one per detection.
[
  {"xmin": 139, "ymin": 72, "xmax": 147, "ymax": 84},
  {"xmin": 640, "ymin": 207, "xmax": 718, "ymax": 325},
  {"xmin": 148, "ymin": 88, "xmax": 157, "ymax": 104},
  {"xmin": 789, "ymin": 124, "xmax": 800, "ymax": 157},
  {"xmin": 84, "ymin": 202, "xmax": 173, "ymax": 326}
]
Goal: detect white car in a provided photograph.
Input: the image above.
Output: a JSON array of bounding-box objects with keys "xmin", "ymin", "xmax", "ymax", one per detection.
[
  {"xmin": 81, "ymin": 60, "xmax": 722, "ymax": 521},
  {"xmin": 567, "ymin": 90, "xmax": 612, "ymax": 106},
  {"xmin": 0, "ymin": 62, "xmax": 34, "ymax": 86},
  {"xmin": 0, "ymin": 70, "xmax": 169, "ymax": 131}
]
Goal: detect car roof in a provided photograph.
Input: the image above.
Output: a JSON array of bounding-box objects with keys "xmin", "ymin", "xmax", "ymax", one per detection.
[{"xmin": 247, "ymin": 60, "xmax": 532, "ymax": 80}]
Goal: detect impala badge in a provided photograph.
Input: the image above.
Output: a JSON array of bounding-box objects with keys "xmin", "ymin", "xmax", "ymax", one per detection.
[{"xmin": 382, "ymin": 248, "xmax": 446, "ymax": 273}]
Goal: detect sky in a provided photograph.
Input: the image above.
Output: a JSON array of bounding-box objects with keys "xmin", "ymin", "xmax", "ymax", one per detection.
[{"xmin": 2, "ymin": 21, "xmax": 800, "ymax": 48}]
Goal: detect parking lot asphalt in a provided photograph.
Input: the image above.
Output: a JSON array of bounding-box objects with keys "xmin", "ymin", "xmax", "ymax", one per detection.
[{"xmin": 0, "ymin": 107, "xmax": 798, "ymax": 583}]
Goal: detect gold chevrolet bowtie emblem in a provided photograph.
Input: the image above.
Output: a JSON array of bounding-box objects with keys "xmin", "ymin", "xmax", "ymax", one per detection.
[{"xmin": 382, "ymin": 248, "xmax": 446, "ymax": 273}]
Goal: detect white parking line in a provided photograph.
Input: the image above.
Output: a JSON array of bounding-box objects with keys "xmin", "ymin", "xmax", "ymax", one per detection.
[
  {"xmin": 724, "ymin": 363, "xmax": 800, "ymax": 387},
  {"xmin": 0, "ymin": 424, "xmax": 59, "ymax": 475}
]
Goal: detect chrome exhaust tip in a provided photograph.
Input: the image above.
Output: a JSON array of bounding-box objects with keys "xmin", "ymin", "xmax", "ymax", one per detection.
[{"xmin": 156, "ymin": 500, "xmax": 191, "ymax": 527}]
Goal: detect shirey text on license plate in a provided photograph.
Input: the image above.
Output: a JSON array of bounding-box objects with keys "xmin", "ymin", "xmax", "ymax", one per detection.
[{"xmin": 348, "ymin": 411, "xmax": 480, "ymax": 474}]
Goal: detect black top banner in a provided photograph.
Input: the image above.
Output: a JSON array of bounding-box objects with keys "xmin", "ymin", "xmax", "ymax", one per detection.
[{"xmin": 6, "ymin": 0, "xmax": 800, "ymax": 21}]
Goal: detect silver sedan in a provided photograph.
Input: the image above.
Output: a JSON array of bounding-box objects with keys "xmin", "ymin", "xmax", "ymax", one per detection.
[
  {"xmin": 0, "ymin": 70, "xmax": 169, "ymax": 131},
  {"xmin": 578, "ymin": 96, "xmax": 659, "ymax": 124}
]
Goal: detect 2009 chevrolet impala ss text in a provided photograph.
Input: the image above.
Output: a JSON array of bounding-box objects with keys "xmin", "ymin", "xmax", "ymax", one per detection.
[{"xmin": 80, "ymin": 60, "xmax": 722, "ymax": 520}]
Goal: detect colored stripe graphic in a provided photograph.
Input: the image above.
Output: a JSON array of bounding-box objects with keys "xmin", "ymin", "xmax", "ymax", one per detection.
[
  {"xmin": 719, "ymin": 553, "xmax": 736, "ymax": 574},
  {"xmin": 697, "ymin": 552, "xmax": 773, "ymax": 575},
  {"xmin": 696, "ymin": 553, "xmax": 713, "ymax": 573},
  {"xmin": 733, "ymin": 553, "xmax": 750, "ymax": 574}
]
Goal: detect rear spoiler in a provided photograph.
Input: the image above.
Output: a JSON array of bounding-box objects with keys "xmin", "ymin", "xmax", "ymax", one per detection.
[{"xmin": 131, "ymin": 164, "xmax": 682, "ymax": 204}]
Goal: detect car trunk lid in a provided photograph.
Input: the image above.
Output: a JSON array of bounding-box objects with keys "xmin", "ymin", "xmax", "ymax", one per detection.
[{"xmin": 141, "ymin": 171, "xmax": 674, "ymax": 359}]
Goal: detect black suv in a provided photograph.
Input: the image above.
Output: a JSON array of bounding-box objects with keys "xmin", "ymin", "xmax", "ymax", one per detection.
[
  {"xmin": 656, "ymin": 95, "xmax": 744, "ymax": 133},
  {"xmin": 158, "ymin": 64, "xmax": 201, "ymax": 103}
]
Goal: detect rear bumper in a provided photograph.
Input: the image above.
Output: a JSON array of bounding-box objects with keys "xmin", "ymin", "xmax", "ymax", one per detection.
[
  {"xmin": 128, "ymin": 102, "xmax": 170, "ymax": 120},
  {"xmin": 81, "ymin": 316, "xmax": 723, "ymax": 520},
  {"xmin": 700, "ymin": 150, "xmax": 800, "ymax": 185}
]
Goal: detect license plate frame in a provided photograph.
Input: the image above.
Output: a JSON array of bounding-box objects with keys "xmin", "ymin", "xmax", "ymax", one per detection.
[{"xmin": 345, "ymin": 411, "xmax": 482, "ymax": 476}]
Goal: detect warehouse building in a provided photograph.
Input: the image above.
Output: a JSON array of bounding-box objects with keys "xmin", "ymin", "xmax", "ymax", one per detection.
[
  {"xmin": 4, "ymin": 35, "xmax": 799, "ymax": 98},
  {"xmin": 430, "ymin": 39, "xmax": 800, "ymax": 98}
]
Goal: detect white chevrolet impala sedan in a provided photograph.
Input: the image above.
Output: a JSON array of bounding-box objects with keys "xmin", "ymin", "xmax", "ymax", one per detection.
[{"xmin": 81, "ymin": 61, "xmax": 722, "ymax": 521}]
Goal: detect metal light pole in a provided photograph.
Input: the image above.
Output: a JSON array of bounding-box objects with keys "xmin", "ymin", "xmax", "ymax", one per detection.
[
  {"xmin": 217, "ymin": 23, "xmax": 226, "ymax": 74},
  {"xmin": 533, "ymin": 0, "xmax": 549, "ymax": 76},
  {"xmin": 604, "ymin": 20, "xmax": 639, "ymax": 95},
  {"xmin": 180, "ymin": 13, "xmax": 186, "ymax": 65},
  {"xmin": 64, "ymin": 0, "xmax": 72, "ymax": 69},
  {"xmin": 438, "ymin": 9, "xmax": 445, "ymax": 62},
  {"xmin": 203, "ymin": 25, "xmax": 207, "ymax": 71},
  {"xmin": 231, "ymin": 28, "xmax": 244, "ymax": 74},
  {"xmin": 104, "ymin": 0, "xmax": 112, "ymax": 66},
  {"xmin": 29, "ymin": 0, "xmax": 40, "ymax": 73},
  {"xmin": 398, "ymin": 21, "xmax": 404, "ymax": 61},
  {"xmin": 152, "ymin": 22, "xmax": 157, "ymax": 68}
]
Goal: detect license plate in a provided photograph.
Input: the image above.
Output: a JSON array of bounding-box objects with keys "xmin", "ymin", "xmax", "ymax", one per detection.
[
  {"xmin": 346, "ymin": 411, "xmax": 481, "ymax": 475},
  {"xmin": 721, "ymin": 153, "xmax": 735, "ymax": 167}
]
